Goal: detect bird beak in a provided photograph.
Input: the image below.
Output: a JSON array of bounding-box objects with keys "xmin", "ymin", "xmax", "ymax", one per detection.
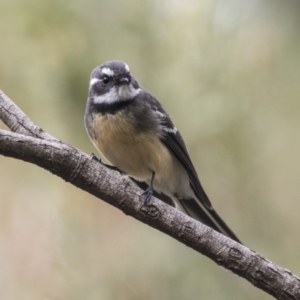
[{"xmin": 117, "ymin": 76, "xmax": 130, "ymax": 85}]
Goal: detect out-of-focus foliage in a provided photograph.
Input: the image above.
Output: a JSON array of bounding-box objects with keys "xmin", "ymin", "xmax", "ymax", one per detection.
[{"xmin": 1, "ymin": 0, "xmax": 300, "ymax": 299}]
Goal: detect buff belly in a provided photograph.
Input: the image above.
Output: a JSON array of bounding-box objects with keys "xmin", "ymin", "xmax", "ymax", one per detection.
[{"xmin": 90, "ymin": 113, "xmax": 171, "ymax": 182}]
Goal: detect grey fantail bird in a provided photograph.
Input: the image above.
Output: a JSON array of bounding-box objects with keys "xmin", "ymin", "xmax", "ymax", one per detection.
[{"xmin": 84, "ymin": 60, "xmax": 241, "ymax": 244}]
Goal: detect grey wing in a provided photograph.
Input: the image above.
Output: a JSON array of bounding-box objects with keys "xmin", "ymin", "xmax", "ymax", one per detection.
[
  {"xmin": 145, "ymin": 93, "xmax": 241, "ymax": 243},
  {"xmin": 161, "ymin": 126, "xmax": 213, "ymax": 209},
  {"xmin": 144, "ymin": 92, "xmax": 212, "ymax": 209}
]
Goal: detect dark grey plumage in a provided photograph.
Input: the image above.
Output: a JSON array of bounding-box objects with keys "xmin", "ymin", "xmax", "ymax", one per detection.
[{"xmin": 85, "ymin": 60, "xmax": 241, "ymax": 244}]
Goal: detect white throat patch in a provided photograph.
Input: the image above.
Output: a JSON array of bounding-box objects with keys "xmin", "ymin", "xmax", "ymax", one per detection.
[
  {"xmin": 93, "ymin": 86, "xmax": 141, "ymax": 104},
  {"xmin": 118, "ymin": 85, "xmax": 140, "ymax": 100}
]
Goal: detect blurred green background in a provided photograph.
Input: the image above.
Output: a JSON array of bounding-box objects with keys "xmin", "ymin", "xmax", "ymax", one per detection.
[{"xmin": 1, "ymin": 0, "xmax": 300, "ymax": 299}]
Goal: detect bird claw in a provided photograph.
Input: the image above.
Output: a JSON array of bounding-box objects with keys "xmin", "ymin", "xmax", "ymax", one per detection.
[
  {"xmin": 91, "ymin": 154, "xmax": 124, "ymax": 174},
  {"xmin": 142, "ymin": 186, "xmax": 153, "ymax": 205},
  {"xmin": 91, "ymin": 153, "xmax": 102, "ymax": 163}
]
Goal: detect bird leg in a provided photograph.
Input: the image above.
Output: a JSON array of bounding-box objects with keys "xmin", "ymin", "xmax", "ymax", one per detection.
[{"xmin": 142, "ymin": 171, "xmax": 155, "ymax": 205}]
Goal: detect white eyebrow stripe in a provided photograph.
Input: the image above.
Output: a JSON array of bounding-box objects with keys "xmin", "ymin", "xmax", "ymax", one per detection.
[
  {"xmin": 124, "ymin": 63, "xmax": 130, "ymax": 73},
  {"xmin": 90, "ymin": 78, "xmax": 100, "ymax": 86},
  {"xmin": 102, "ymin": 67, "xmax": 114, "ymax": 76}
]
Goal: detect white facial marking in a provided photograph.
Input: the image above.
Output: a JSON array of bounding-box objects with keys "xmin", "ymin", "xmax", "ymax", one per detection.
[
  {"xmin": 89, "ymin": 78, "xmax": 100, "ymax": 86},
  {"xmin": 117, "ymin": 85, "xmax": 140, "ymax": 100},
  {"xmin": 124, "ymin": 63, "xmax": 130, "ymax": 73},
  {"xmin": 93, "ymin": 87, "xmax": 118, "ymax": 104},
  {"xmin": 92, "ymin": 86, "xmax": 141, "ymax": 104},
  {"xmin": 102, "ymin": 67, "xmax": 114, "ymax": 77}
]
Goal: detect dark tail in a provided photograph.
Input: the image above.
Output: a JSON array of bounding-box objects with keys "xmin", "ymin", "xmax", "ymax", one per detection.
[
  {"xmin": 129, "ymin": 177, "xmax": 241, "ymax": 244},
  {"xmin": 178, "ymin": 198, "xmax": 242, "ymax": 244}
]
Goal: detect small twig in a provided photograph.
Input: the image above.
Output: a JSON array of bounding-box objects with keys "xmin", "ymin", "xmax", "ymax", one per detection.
[{"xmin": 0, "ymin": 89, "xmax": 57, "ymax": 141}]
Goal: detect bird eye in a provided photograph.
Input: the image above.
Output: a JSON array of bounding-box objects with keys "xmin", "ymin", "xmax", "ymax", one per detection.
[{"xmin": 102, "ymin": 76, "xmax": 110, "ymax": 84}]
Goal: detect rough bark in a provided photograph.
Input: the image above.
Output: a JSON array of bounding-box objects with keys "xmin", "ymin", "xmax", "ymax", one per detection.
[{"xmin": 0, "ymin": 89, "xmax": 299, "ymax": 300}]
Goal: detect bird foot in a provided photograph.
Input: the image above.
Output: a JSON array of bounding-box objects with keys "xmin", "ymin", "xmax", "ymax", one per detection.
[
  {"xmin": 90, "ymin": 154, "xmax": 124, "ymax": 174},
  {"xmin": 91, "ymin": 153, "xmax": 101, "ymax": 163},
  {"xmin": 142, "ymin": 186, "xmax": 153, "ymax": 205}
]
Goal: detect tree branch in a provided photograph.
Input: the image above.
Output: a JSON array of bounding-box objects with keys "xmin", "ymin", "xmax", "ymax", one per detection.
[
  {"xmin": 1, "ymin": 89, "xmax": 299, "ymax": 300},
  {"xmin": 0, "ymin": 90, "xmax": 57, "ymax": 141}
]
